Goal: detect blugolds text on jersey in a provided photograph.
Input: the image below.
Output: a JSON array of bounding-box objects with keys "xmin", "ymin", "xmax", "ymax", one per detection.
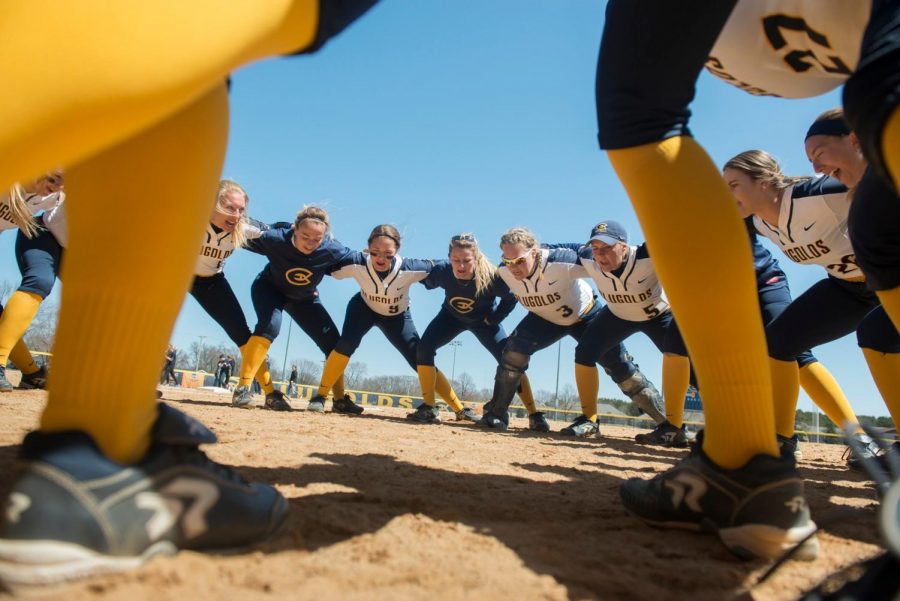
[
  {"xmin": 363, "ymin": 291, "xmax": 402, "ymax": 305},
  {"xmin": 601, "ymin": 288, "xmax": 655, "ymax": 304},
  {"xmin": 784, "ymin": 240, "xmax": 830, "ymax": 263},
  {"xmin": 515, "ymin": 292, "xmax": 562, "ymax": 308},
  {"xmin": 201, "ymin": 246, "xmax": 233, "ymax": 260}
]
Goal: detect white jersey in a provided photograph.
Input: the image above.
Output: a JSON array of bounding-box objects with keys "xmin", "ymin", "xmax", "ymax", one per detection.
[
  {"xmin": 0, "ymin": 191, "xmax": 60, "ymax": 235},
  {"xmin": 41, "ymin": 194, "xmax": 67, "ymax": 248},
  {"xmin": 194, "ymin": 218, "xmax": 266, "ymax": 277},
  {"xmin": 706, "ymin": 0, "xmax": 871, "ymax": 98},
  {"xmin": 497, "ymin": 248, "xmax": 594, "ymax": 326},
  {"xmin": 579, "ymin": 243, "xmax": 669, "ymax": 322},
  {"xmin": 752, "ymin": 177, "xmax": 861, "ymax": 280},
  {"xmin": 331, "ymin": 253, "xmax": 434, "ymax": 317}
]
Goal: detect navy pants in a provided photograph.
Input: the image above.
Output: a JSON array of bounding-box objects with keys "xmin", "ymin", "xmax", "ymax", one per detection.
[
  {"xmin": 335, "ymin": 293, "xmax": 418, "ymax": 369},
  {"xmin": 190, "ymin": 272, "xmax": 252, "ymax": 347},
  {"xmin": 16, "ymin": 226, "xmax": 63, "ymax": 299},
  {"xmin": 416, "ymin": 307, "xmax": 508, "ymax": 366},
  {"xmin": 576, "ymin": 306, "xmax": 672, "ymax": 364}
]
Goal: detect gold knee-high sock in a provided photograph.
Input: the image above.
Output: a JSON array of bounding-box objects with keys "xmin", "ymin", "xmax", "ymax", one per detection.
[
  {"xmin": 609, "ymin": 137, "xmax": 777, "ymax": 468},
  {"xmin": 770, "ymin": 359, "xmax": 800, "ymax": 438},
  {"xmin": 877, "ymin": 288, "xmax": 900, "ymax": 333},
  {"xmin": 255, "ymin": 360, "xmax": 274, "ymax": 395},
  {"xmin": 0, "ymin": 1, "xmax": 320, "ymax": 191},
  {"xmin": 40, "ymin": 85, "xmax": 229, "ymax": 463},
  {"xmin": 9, "ymin": 339, "xmax": 38, "ymax": 375},
  {"xmin": 798, "ymin": 362, "xmax": 860, "ymax": 432},
  {"xmin": 863, "ymin": 348, "xmax": 900, "ymax": 428},
  {"xmin": 239, "ymin": 336, "xmax": 270, "ymax": 387},
  {"xmin": 434, "ymin": 370, "xmax": 463, "ymax": 412},
  {"xmin": 0, "ymin": 291, "xmax": 42, "ymax": 366},
  {"xmin": 318, "ymin": 351, "xmax": 349, "ymax": 397},
  {"xmin": 574, "ymin": 363, "xmax": 599, "ymax": 422},
  {"xmin": 879, "ymin": 110, "xmax": 900, "ymax": 331},
  {"xmin": 662, "ymin": 353, "xmax": 691, "ymax": 428},
  {"xmin": 332, "ymin": 375, "xmax": 346, "ymax": 399},
  {"xmin": 517, "ymin": 374, "xmax": 537, "ymax": 414},
  {"xmin": 416, "ymin": 365, "xmax": 437, "ymax": 406}
]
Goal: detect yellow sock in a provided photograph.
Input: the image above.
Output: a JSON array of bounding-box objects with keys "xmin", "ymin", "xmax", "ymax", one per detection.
[
  {"xmin": 40, "ymin": 85, "xmax": 228, "ymax": 463},
  {"xmin": 662, "ymin": 353, "xmax": 691, "ymax": 428},
  {"xmin": 609, "ymin": 137, "xmax": 777, "ymax": 468},
  {"xmin": 0, "ymin": 291, "xmax": 42, "ymax": 366},
  {"xmin": 876, "ymin": 288, "xmax": 900, "ymax": 333},
  {"xmin": 318, "ymin": 351, "xmax": 349, "ymax": 397},
  {"xmin": 9, "ymin": 339, "xmax": 38, "ymax": 375},
  {"xmin": 239, "ymin": 336, "xmax": 270, "ymax": 387},
  {"xmin": 416, "ymin": 365, "xmax": 437, "ymax": 406},
  {"xmin": 770, "ymin": 359, "xmax": 800, "ymax": 438},
  {"xmin": 255, "ymin": 359, "xmax": 274, "ymax": 395},
  {"xmin": 862, "ymin": 348, "xmax": 900, "ymax": 428},
  {"xmin": 0, "ymin": 1, "xmax": 320, "ymax": 192},
  {"xmin": 574, "ymin": 363, "xmax": 599, "ymax": 422},
  {"xmin": 332, "ymin": 375, "xmax": 346, "ymax": 399},
  {"xmin": 435, "ymin": 370, "xmax": 463, "ymax": 412},
  {"xmin": 517, "ymin": 374, "xmax": 537, "ymax": 414},
  {"xmin": 799, "ymin": 362, "xmax": 860, "ymax": 431}
]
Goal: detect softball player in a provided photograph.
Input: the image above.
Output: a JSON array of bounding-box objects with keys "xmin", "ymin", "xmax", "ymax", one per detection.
[
  {"xmin": 312, "ymin": 224, "xmax": 466, "ymax": 416},
  {"xmin": 234, "ymin": 205, "xmax": 354, "ymax": 413},
  {"xmin": 724, "ymin": 145, "xmax": 888, "ymax": 465},
  {"xmin": 0, "ymin": 173, "xmax": 64, "ymax": 391},
  {"xmin": 480, "ymin": 227, "xmax": 661, "ymax": 433},
  {"xmin": 189, "ymin": 180, "xmax": 289, "ymax": 410},
  {"xmin": 557, "ymin": 221, "xmax": 670, "ymax": 437},
  {"xmin": 0, "ymin": 2, "xmax": 380, "ymax": 584},
  {"xmin": 598, "ymin": 0, "xmax": 899, "ymax": 561},
  {"xmin": 410, "ymin": 233, "xmax": 535, "ymax": 426}
]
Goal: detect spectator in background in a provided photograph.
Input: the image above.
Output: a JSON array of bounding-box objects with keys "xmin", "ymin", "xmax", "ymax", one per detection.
[
  {"xmin": 161, "ymin": 344, "xmax": 177, "ymax": 386},
  {"xmin": 215, "ymin": 354, "xmax": 228, "ymax": 387},
  {"xmin": 288, "ymin": 364, "xmax": 298, "ymax": 398}
]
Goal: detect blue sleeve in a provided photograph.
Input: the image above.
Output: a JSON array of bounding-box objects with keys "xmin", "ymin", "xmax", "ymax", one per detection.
[
  {"xmin": 243, "ymin": 228, "xmax": 279, "ymax": 255},
  {"xmin": 328, "ymin": 249, "xmax": 366, "ymax": 275},
  {"xmin": 596, "ymin": 0, "xmax": 737, "ymax": 149},
  {"xmin": 421, "ymin": 261, "xmax": 449, "ymax": 290},
  {"xmin": 292, "ymin": 0, "xmax": 381, "ymax": 54},
  {"xmin": 401, "ymin": 258, "xmax": 437, "ymax": 273},
  {"xmin": 487, "ymin": 277, "xmax": 517, "ymax": 325}
]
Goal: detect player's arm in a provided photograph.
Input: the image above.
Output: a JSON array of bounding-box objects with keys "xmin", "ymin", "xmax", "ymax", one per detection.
[{"xmin": 486, "ymin": 277, "xmax": 517, "ymax": 325}]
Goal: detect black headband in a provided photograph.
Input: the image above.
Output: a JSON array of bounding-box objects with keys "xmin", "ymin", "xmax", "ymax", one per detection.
[{"xmin": 805, "ymin": 117, "xmax": 851, "ymax": 140}]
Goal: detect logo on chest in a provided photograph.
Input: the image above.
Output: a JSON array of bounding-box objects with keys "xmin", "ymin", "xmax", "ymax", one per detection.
[
  {"xmin": 285, "ymin": 267, "xmax": 314, "ymax": 286},
  {"xmin": 449, "ymin": 297, "xmax": 475, "ymax": 314}
]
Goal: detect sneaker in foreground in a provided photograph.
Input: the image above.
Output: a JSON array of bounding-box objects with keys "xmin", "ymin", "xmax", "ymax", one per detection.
[
  {"xmin": 307, "ymin": 395, "xmax": 326, "ymax": 413},
  {"xmin": 635, "ymin": 421, "xmax": 688, "ymax": 448},
  {"xmin": 17, "ymin": 367, "xmax": 47, "ymax": 391},
  {"xmin": 619, "ymin": 442, "xmax": 818, "ymax": 561},
  {"xmin": 231, "ymin": 385, "xmax": 253, "ymax": 408},
  {"xmin": 0, "ymin": 365, "xmax": 12, "ymax": 393},
  {"xmin": 528, "ymin": 412, "xmax": 550, "ymax": 432},
  {"xmin": 332, "ymin": 395, "xmax": 363, "ymax": 415},
  {"xmin": 408, "ymin": 403, "xmax": 441, "ymax": 424},
  {"xmin": 560, "ymin": 415, "xmax": 599, "ymax": 438},
  {"xmin": 264, "ymin": 390, "xmax": 292, "ymax": 412},
  {"xmin": 455, "ymin": 407, "xmax": 480, "ymax": 422},
  {"xmin": 0, "ymin": 403, "xmax": 289, "ymax": 588}
]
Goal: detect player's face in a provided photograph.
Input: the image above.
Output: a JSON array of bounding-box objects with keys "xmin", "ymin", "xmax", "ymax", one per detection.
[
  {"xmin": 501, "ymin": 243, "xmax": 535, "ymax": 280},
  {"xmin": 723, "ymin": 167, "xmax": 768, "ymax": 219},
  {"xmin": 211, "ymin": 189, "xmax": 247, "ymax": 232},
  {"xmin": 368, "ymin": 236, "xmax": 398, "ymax": 271},
  {"xmin": 590, "ymin": 240, "xmax": 627, "ymax": 271},
  {"xmin": 805, "ymin": 133, "xmax": 867, "ymax": 187},
  {"xmin": 292, "ymin": 220, "xmax": 326, "ymax": 254},
  {"xmin": 449, "ymin": 247, "xmax": 476, "ymax": 280}
]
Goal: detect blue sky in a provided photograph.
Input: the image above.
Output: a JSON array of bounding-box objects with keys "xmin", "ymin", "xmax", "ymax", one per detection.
[{"xmin": 0, "ymin": 1, "xmax": 886, "ymax": 416}]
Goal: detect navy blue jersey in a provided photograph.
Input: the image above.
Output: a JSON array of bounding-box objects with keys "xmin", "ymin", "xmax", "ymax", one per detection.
[
  {"xmin": 421, "ymin": 261, "xmax": 517, "ymax": 325},
  {"xmin": 245, "ymin": 227, "xmax": 353, "ymax": 301}
]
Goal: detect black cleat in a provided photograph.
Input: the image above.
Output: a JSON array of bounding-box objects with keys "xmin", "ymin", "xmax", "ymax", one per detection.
[
  {"xmin": 332, "ymin": 395, "xmax": 363, "ymax": 415},
  {"xmin": 407, "ymin": 403, "xmax": 441, "ymax": 424},
  {"xmin": 264, "ymin": 390, "xmax": 292, "ymax": 411},
  {"xmin": 776, "ymin": 433, "xmax": 802, "ymax": 460},
  {"xmin": 0, "ymin": 365, "xmax": 13, "ymax": 393},
  {"xmin": 480, "ymin": 410, "xmax": 508, "ymax": 432},
  {"xmin": 845, "ymin": 433, "xmax": 883, "ymax": 472},
  {"xmin": 635, "ymin": 421, "xmax": 688, "ymax": 448},
  {"xmin": 454, "ymin": 407, "xmax": 480, "ymax": 422},
  {"xmin": 306, "ymin": 395, "xmax": 326, "ymax": 413},
  {"xmin": 0, "ymin": 403, "xmax": 288, "ymax": 588},
  {"xmin": 619, "ymin": 440, "xmax": 818, "ymax": 561},
  {"xmin": 231, "ymin": 385, "xmax": 253, "ymax": 408},
  {"xmin": 527, "ymin": 412, "xmax": 550, "ymax": 432},
  {"xmin": 17, "ymin": 367, "xmax": 47, "ymax": 390},
  {"xmin": 560, "ymin": 415, "xmax": 599, "ymax": 438}
]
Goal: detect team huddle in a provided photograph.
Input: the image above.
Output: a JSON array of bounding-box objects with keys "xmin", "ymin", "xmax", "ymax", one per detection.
[{"xmin": 0, "ymin": 0, "xmax": 898, "ymax": 595}]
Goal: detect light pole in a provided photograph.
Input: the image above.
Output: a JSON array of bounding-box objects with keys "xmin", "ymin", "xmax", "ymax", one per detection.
[
  {"xmin": 280, "ymin": 319, "xmax": 293, "ymax": 383},
  {"xmin": 553, "ymin": 339, "xmax": 561, "ymax": 407},
  {"xmin": 449, "ymin": 340, "xmax": 462, "ymax": 382},
  {"xmin": 196, "ymin": 335, "xmax": 207, "ymax": 371}
]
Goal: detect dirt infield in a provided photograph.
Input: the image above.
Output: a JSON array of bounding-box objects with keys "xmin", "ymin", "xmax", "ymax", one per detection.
[{"xmin": 0, "ymin": 388, "xmax": 887, "ymax": 600}]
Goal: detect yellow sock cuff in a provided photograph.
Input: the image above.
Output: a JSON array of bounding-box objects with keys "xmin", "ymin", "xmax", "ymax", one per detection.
[
  {"xmin": 876, "ymin": 287, "xmax": 900, "ymax": 333},
  {"xmin": 318, "ymin": 351, "xmax": 349, "ymax": 397},
  {"xmin": 770, "ymin": 358, "xmax": 800, "ymax": 438},
  {"xmin": 238, "ymin": 336, "xmax": 270, "ymax": 387},
  {"xmin": 862, "ymin": 348, "xmax": 900, "ymax": 429},
  {"xmin": 9, "ymin": 339, "xmax": 38, "ymax": 375},
  {"xmin": 256, "ymin": 360, "xmax": 274, "ymax": 395},
  {"xmin": 574, "ymin": 363, "xmax": 599, "ymax": 421},
  {"xmin": 517, "ymin": 374, "xmax": 537, "ymax": 415},
  {"xmin": 798, "ymin": 362, "xmax": 858, "ymax": 431},
  {"xmin": 332, "ymin": 374, "xmax": 346, "ymax": 399},
  {"xmin": 434, "ymin": 370, "xmax": 462, "ymax": 412},
  {"xmin": 662, "ymin": 354, "xmax": 690, "ymax": 428},
  {"xmin": 0, "ymin": 291, "xmax": 42, "ymax": 365},
  {"xmin": 416, "ymin": 365, "xmax": 437, "ymax": 406}
]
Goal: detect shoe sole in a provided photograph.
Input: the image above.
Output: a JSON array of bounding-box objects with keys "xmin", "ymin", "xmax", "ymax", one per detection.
[
  {"xmin": 407, "ymin": 415, "xmax": 441, "ymax": 424},
  {"xmin": 307, "ymin": 404, "xmax": 325, "ymax": 413},
  {"xmin": 634, "ymin": 436, "xmax": 688, "ymax": 448}
]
